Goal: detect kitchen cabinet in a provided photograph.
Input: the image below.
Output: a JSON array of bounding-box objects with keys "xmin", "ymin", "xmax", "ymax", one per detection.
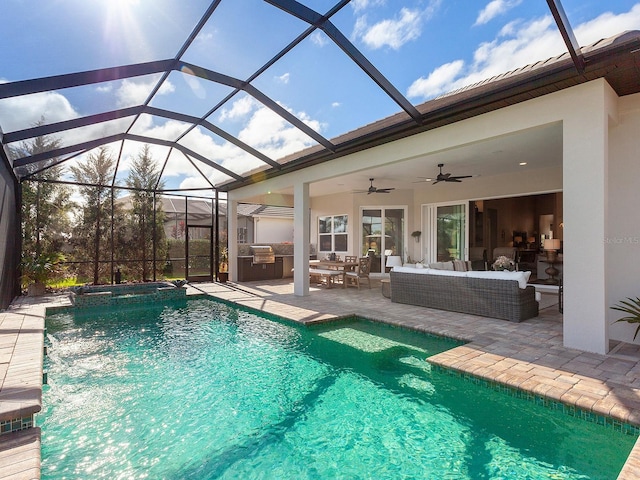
[{"xmin": 237, "ymin": 256, "xmax": 284, "ymax": 281}]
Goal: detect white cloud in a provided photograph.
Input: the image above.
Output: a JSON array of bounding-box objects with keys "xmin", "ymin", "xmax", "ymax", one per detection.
[
  {"xmin": 0, "ymin": 91, "xmax": 80, "ymax": 133},
  {"xmin": 196, "ymin": 32, "xmax": 214, "ymax": 43},
  {"xmin": 350, "ymin": 0, "xmax": 386, "ymax": 14},
  {"xmin": 310, "ymin": 30, "xmax": 329, "ymax": 47},
  {"xmin": 3, "ymin": 79, "xmax": 324, "ymax": 188},
  {"xmin": 218, "ymin": 95, "xmax": 258, "ymax": 122},
  {"xmin": 475, "ymin": 0, "xmax": 522, "ymax": 26},
  {"xmin": 237, "ymin": 104, "xmax": 321, "ymax": 159},
  {"xmin": 332, "ymin": 102, "xmax": 341, "ymax": 108},
  {"xmin": 407, "ymin": 60, "xmax": 464, "ymax": 98},
  {"xmin": 574, "ymin": 4, "xmax": 640, "ymax": 46},
  {"xmin": 96, "ymin": 84, "xmax": 113, "ymax": 93},
  {"xmin": 408, "ymin": 4, "xmax": 640, "ymax": 100},
  {"xmin": 354, "ymin": 7, "xmax": 423, "ymax": 50},
  {"xmin": 172, "ymin": 96, "xmax": 324, "ymax": 186},
  {"xmin": 276, "ymin": 73, "xmax": 290, "ymax": 84},
  {"xmin": 115, "ymin": 76, "xmax": 175, "ymax": 107}
]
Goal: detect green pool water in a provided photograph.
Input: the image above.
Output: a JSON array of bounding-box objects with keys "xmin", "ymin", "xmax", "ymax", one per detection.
[{"xmin": 41, "ymin": 298, "xmax": 636, "ymax": 479}]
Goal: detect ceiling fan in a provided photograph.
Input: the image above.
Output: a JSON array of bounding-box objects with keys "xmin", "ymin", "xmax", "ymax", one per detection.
[
  {"xmin": 428, "ymin": 163, "xmax": 473, "ymax": 184},
  {"xmin": 355, "ymin": 178, "xmax": 395, "ymax": 194}
]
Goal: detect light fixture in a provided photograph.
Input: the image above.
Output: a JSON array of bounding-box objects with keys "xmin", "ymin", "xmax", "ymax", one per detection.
[
  {"xmin": 544, "ymin": 238, "xmax": 561, "ymax": 255},
  {"xmin": 543, "ymin": 238, "xmax": 561, "ymax": 284},
  {"xmin": 519, "ymin": 162, "xmax": 527, "ymax": 166},
  {"xmin": 385, "ymin": 255, "xmax": 402, "ymax": 270}
]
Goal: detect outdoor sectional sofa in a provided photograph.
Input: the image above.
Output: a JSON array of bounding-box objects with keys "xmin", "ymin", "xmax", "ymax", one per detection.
[{"xmin": 389, "ymin": 266, "xmax": 539, "ymax": 322}]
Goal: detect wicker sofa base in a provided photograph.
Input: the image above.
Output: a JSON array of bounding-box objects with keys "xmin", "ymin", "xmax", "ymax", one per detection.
[{"xmin": 390, "ymin": 271, "xmax": 538, "ymax": 322}]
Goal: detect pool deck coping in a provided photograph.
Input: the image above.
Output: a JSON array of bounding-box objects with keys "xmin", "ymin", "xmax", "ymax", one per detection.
[{"xmin": 1, "ymin": 281, "xmax": 640, "ymax": 479}]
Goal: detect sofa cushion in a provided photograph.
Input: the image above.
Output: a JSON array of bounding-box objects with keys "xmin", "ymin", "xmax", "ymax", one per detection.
[
  {"xmin": 466, "ymin": 270, "xmax": 531, "ymax": 289},
  {"xmin": 393, "ymin": 266, "xmax": 432, "ymax": 274},
  {"xmin": 452, "ymin": 259, "xmax": 471, "ymax": 271},
  {"xmin": 428, "ymin": 261, "xmax": 454, "ymax": 270},
  {"xmin": 426, "ymin": 269, "xmax": 468, "ymax": 277}
]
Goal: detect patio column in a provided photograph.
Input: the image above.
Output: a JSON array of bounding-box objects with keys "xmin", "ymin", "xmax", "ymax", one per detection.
[
  {"xmin": 562, "ymin": 80, "xmax": 617, "ymax": 354},
  {"xmin": 228, "ymin": 199, "xmax": 238, "ymax": 282},
  {"xmin": 293, "ymin": 181, "xmax": 310, "ymax": 296}
]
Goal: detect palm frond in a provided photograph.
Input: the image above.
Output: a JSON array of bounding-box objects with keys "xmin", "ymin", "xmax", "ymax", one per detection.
[{"xmin": 612, "ymin": 297, "xmax": 640, "ymax": 339}]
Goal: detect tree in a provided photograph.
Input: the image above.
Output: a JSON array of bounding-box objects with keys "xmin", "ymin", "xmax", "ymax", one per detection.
[
  {"xmin": 125, "ymin": 145, "xmax": 166, "ymax": 281},
  {"xmin": 69, "ymin": 146, "xmax": 117, "ymax": 284},
  {"xmin": 9, "ymin": 124, "xmax": 72, "ymax": 260}
]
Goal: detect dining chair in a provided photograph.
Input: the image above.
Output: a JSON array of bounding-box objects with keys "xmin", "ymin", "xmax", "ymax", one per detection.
[
  {"xmin": 345, "ymin": 257, "xmax": 372, "ymax": 289},
  {"xmin": 469, "ymin": 247, "xmax": 487, "ymax": 271}
]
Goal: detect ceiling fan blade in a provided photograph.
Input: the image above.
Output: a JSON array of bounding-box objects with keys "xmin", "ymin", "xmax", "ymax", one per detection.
[{"xmin": 429, "ymin": 164, "xmax": 472, "ymax": 184}]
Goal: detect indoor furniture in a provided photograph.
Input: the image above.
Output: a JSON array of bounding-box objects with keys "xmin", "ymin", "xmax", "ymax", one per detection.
[
  {"xmin": 542, "ymin": 238, "xmax": 561, "ymax": 284},
  {"xmin": 468, "ymin": 247, "xmax": 487, "ymax": 271}
]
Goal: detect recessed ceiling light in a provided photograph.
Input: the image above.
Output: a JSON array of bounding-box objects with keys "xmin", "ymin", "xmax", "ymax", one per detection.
[{"xmin": 519, "ymin": 162, "xmax": 527, "ymax": 166}]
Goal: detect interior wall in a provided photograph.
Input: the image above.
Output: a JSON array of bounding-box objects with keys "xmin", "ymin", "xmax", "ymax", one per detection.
[
  {"xmin": 479, "ymin": 193, "xmax": 561, "ymax": 247},
  {"xmin": 0, "ymin": 156, "xmax": 20, "ymax": 309},
  {"xmin": 608, "ymin": 92, "xmax": 640, "ymax": 344}
]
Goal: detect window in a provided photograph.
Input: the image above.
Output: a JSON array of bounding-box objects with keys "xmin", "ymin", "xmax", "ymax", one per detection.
[
  {"xmin": 237, "ymin": 227, "xmax": 247, "ymax": 244},
  {"xmin": 319, "ymin": 215, "xmax": 348, "ymax": 252}
]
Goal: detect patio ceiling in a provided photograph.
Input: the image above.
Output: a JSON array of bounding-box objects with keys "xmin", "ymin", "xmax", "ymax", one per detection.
[{"xmin": 0, "ymin": 1, "xmax": 633, "ymax": 197}]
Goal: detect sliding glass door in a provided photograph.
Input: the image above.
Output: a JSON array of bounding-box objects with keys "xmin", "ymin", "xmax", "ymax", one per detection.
[
  {"xmin": 361, "ymin": 207, "xmax": 405, "ymax": 274},
  {"xmin": 422, "ymin": 203, "xmax": 467, "ymax": 264}
]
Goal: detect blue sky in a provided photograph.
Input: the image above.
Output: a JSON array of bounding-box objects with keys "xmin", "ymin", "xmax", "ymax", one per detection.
[{"xmin": 2, "ymin": 0, "xmax": 640, "ymax": 192}]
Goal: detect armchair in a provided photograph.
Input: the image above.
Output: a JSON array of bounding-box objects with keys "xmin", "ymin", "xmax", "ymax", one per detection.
[{"xmin": 469, "ymin": 247, "xmax": 487, "ymax": 271}]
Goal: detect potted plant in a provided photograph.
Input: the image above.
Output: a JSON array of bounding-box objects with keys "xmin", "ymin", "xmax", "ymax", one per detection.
[
  {"xmin": 218, "ymin": 246, "xmax": 229, "ymax": 283},
  {"xmin": 411, "ymin": 231, "xmax": 421, "ymax": 242},
  {"xmin": 612, "ymin": 297, "xmax": 640, "ymax": 339},
  {"xmin": 492, "ymin": 255, "xmax": 515, "ymax": 271},
  {"xmin": 21, "ymin": 252, "xmax": 66, "ymax": 296}
]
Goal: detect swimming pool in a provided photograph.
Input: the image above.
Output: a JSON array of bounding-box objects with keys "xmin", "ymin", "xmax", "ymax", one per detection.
[{"xmin": 41, "ymin": 298, "xmax": 636, "ymax": 479}]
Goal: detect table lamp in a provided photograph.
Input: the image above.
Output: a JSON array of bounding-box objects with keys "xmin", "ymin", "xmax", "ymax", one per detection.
[
  {"xmin": 543, "ymin": 238, "xmax": 561, "ymax": 284},
  {"xmin": 385, "ymin": 256, "xmax": 402, "ymax": 271}
]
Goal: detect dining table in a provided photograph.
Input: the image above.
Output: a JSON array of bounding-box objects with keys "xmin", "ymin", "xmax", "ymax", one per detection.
[{"xmin": 310, "ymin": 260, "xmax": 359, "ymax": 287}]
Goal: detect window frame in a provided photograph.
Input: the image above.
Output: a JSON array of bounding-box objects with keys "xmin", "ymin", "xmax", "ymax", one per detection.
[{"xmin": 318, "ymin": 214, "xmax": 348, "ymax": 252}]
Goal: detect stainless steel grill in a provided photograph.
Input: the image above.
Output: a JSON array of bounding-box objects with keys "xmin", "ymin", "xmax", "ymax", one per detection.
[{"xmin": 250, "ymin": 245, "xmax": 275, "ymax": 264}]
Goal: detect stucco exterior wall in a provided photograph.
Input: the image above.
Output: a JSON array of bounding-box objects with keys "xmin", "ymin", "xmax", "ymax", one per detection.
[
  {"xmin": 253, "ymin": 217, "xmax": 294, "ymax": 244},
  {"xmin": 230, "ymin": 79, "xmax": 634, "ymax": 354},
  {"xmin": 608, "ymin": 92, "xmax": 640, "ymax": 344}
]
